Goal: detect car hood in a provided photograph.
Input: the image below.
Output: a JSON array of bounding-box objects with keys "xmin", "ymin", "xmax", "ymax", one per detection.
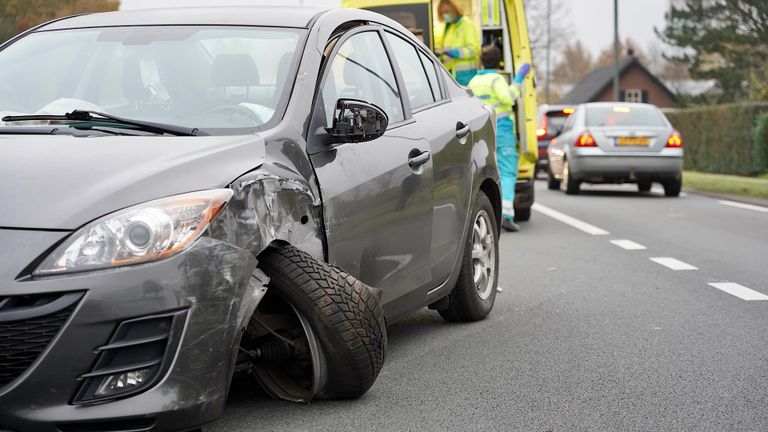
[{"xmin": 0, "ymin": 134, "xmax": 266, "ymax": 230}]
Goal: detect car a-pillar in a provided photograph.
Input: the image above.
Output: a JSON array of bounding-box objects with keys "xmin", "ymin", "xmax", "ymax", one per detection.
[{"xmin": 209, "ymin": 169, "xmax": 387, "ymax": 403}]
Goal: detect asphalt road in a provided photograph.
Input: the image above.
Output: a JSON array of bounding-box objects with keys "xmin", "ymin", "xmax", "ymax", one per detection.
[{"xmin": 209, "ymin": 180, "xmax": 768, "ymax": 432}]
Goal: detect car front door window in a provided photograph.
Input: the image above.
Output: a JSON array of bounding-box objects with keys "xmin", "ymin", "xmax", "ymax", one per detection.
[
  {"xmin": 321, "ymin": 31, "xmax": 404, "ymax": 127},
  {"xmin": 384, "ymin": 32, "xmax": 435, "ymax": 110}
]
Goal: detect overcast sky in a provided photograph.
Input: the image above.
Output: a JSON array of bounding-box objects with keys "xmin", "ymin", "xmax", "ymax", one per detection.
[
  {"xmin": 120, "ymin": 0, "xmax": 670, "ymax": 57},
  {"xmin": 560, "ymin": 0, "xmax": 669, "ymax": 56}
]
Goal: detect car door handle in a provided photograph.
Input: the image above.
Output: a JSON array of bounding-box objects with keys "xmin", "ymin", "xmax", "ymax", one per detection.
[
  {"xmin": 408, "ymin": 150, "xmax": 431, "ymax": 169},
  {"xmin": 456, "ymin": 122, "xmax": 471, "ymax": 139}
]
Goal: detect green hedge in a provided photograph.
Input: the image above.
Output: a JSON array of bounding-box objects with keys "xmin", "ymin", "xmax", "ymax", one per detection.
[
  {"xmin": 753, "ymin": 112, "xmax": 768, "ymax": 175},
  {"xmin": 665, "ymin": 103, "xmax": 768, "ymax": 176}
]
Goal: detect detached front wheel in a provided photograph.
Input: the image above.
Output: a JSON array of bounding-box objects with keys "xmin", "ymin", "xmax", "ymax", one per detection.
[
  {"xmin": 439, "ymin": 191, "xmax": 499, "ymax": 322},
  {"xmin": 247, "ymin": 244, "xmax": 387, "ymax": 402}
]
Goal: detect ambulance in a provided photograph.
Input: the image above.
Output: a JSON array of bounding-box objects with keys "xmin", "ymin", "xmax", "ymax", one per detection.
[{"xmin": 341, "ymin": 0, "xmax": 538, "ymax": 221}]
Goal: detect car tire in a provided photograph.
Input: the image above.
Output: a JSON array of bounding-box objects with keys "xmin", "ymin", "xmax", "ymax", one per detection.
[
  {"xmin": 663, "ymin": 176, "xmax": 682, "ymax": 197},
  {"xmin": 439, "ymin": 191, "xmax": 499, "ymax": 322},
  {"xmin": 547, "ymin": 169, "xmax": 561, "ymax": 190},
  {"xmin": 259, "ymin": 244, "xmax": 387, "ymax": 399},
  {"xmin": 638, "ymin": 181, "xmax": 652, "ymax": 193},
  {"xmin": 560, "ymin": 159, "xmax": 580, "ymax": 195}
]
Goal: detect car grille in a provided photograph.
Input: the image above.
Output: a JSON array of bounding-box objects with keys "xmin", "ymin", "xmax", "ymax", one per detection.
[{"xmin": 0, "ymin": 293, "xmax": 81, "ymax": 389}]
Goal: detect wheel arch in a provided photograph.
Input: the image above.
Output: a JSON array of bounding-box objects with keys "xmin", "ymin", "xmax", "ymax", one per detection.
[{"xmin": 479, "ymin": 178, "xmax": 502, "ymax": 233}]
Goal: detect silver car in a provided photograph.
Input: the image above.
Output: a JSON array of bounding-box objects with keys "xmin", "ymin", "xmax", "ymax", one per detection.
[{"xmin": 547, "ymin": 102, "xmax": 683, "ymax": 196}]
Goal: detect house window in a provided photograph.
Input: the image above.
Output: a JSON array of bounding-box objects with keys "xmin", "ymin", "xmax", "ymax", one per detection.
[{"xmin": 624, "ymin": 89, "xmax": 643, "ymax": 103}]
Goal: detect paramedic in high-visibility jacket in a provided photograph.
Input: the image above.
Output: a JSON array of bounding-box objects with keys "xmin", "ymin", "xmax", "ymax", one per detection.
[
  {"xmin": 435, "ymin": 0, "xmax": 480, "ymax": 86},
  {"xmin": 469, "ymin": 45, "xmax": 531, "ymax": 232}
]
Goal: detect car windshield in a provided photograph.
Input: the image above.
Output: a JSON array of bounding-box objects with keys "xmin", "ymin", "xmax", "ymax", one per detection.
[
  {"xmin": 0, "ymin": 26, "xmax": 304, "ymax": 135},
  {"xmin": 586, "ymin": 105, "xmax": 667, "ymax": 127}
]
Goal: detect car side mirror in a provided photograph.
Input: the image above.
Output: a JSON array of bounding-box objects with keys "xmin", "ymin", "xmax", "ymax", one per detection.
[{"xmin": 327, "ymin": 99, "xmax": 388, "ymax": 143}]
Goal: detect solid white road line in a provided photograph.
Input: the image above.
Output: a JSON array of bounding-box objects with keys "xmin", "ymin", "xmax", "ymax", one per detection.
[
  {"xmin": 708, "ymin": 282, "xmax": 768, "ymax": 301},
  {"xmin": 531, "ymin": 203, "xmax": 610, "ymax": 235},
  {"xmin": 718, "ymin": 200, "xmax": 768, "ymax": 213},
  {"xmin": 650, "ymin": 257, "xmax": 698, "ymax": 271},
  {"xmin": 610, "ymin": 239, "xmax": 647, "ymax": 250}
]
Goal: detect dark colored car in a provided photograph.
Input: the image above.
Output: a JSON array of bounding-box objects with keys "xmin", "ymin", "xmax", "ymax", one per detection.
[
  {"xmin": 535, "ymin": 104, "xmax": 573, "ymax": 177},
  {"xmin": 0, "ymin": 6, "xmax": 501, "ymax": 432}
]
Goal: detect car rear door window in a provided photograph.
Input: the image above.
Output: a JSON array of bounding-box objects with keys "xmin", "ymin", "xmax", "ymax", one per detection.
[
  {"xmin": 322, "ymin": 31, "xmax": 404, "ymax": 126},
  {"xmin": 418, "ymin": 50, "xmax": 442, "ymax": 101},
  {"xmin": 384, "ymin": 32, "xmax": 435, "ymax": 110}
]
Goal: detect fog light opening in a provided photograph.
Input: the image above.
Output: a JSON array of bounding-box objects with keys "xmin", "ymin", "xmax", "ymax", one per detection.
[{"xmin": 94, "ymin": 367, "xmax": 154, "ymax": 397}]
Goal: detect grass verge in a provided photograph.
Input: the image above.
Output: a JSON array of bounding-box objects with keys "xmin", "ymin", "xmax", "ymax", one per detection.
[{"xmin": 683, "ymin": 171, "xmax": 768, "ymax": 201}]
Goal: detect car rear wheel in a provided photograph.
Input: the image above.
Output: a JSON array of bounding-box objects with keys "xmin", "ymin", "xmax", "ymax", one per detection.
[
  {"xmin": 663, "ymin": 176, "xmax": 682, "ymax": 197},
  {"xmin": 638, "ymin": 181, "xmax": 652, "ymax": 193},
  {"xmin": 547, "ymin": 169, "xmax": 561, "ymax": 190},
  {"xmin": 248, "ymin": 244, "xmax": 387, "ymax": 401},
  {"xmin": 560, "ymin": 160, "xmax": 580, "ymax": 195},
  {"xmin": 439, "ymin": 191, "xmax": 499, "ymax": 322}
]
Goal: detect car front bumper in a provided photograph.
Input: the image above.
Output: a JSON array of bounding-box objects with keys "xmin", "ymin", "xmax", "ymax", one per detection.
[
  {"xmin": 569, "ymin": 150, "xmax": 683, "ymax": 182},
  {"xmin": 0, "ymin": 229, "xmax": 263, "ymax": 432}
]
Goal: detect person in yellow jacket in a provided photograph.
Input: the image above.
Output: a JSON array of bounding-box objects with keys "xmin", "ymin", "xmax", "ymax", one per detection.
[
  {"xmin": 434, "ymin": 0, "xmax": 480, "ymax": 86},
  {"xmin": 468, "ymin": 45, "xmax": 531, "ymax": 232}
]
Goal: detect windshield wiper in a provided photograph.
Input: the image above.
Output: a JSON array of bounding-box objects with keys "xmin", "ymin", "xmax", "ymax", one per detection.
[{"xmin": 1, "ymin": 110, "xmax": 203, "ymax": 136}]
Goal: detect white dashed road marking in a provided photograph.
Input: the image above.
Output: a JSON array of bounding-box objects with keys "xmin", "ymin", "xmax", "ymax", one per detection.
[
  {"xmin": 650, "ymin": 257, "xmax": 698, "ymax": 271},
  {"xmin": 532, "ymin": 203, "xmax": 610, "ymax": 236},
  {"xmin": 610, "ymin": 239, "xmax": 647, "ymax": 250},
  {"xmin": 718, "ymin": 200, "xmax": 768, "ymax": 213},
  {"xmin": 708, "ymin": 282, "xmax": 768, "ymax": 301}
]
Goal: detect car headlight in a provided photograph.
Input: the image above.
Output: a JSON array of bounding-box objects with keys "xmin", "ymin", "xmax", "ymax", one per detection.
[{"xmin": 35, "ymin": 189, "xmax": 233, "ymax": 275}]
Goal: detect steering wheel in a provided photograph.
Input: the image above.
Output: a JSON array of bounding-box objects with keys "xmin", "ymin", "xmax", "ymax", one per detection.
[{"xmin": 197, "ymin": 105, "xmax": 262, "ymax": 127}]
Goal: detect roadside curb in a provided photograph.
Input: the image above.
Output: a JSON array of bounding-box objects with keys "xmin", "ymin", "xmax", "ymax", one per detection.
[{"xmin": 683, "ymin": 188, "xmax": 768, "ymax": 207}]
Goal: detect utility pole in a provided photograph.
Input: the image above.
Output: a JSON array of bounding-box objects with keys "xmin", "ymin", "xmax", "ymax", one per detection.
[
  {"xmin": 612, "ymin": 0, "xmax": 620, "ymax": 101},
  {"xmin": 545, "ymin": 0, "xmax": 551, "ymax": 104}
]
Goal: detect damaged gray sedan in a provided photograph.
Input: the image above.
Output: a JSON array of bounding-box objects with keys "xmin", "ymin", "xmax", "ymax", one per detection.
[{"xmin": 0, "ymin": 6, "xmax": 501, "ymax": 432}]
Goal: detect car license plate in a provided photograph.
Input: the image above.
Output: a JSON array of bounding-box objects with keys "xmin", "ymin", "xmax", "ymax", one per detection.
[{"xmin": 616, "ymin": 136, "xmax": 650, "ymax": 146}]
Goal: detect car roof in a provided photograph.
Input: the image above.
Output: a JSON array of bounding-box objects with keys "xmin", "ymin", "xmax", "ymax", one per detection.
[{"xmin": 37, "ymin": 6, "xmax": 327, "ymax": 31}]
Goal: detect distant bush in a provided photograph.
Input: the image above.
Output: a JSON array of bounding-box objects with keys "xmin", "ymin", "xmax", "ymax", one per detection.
[{"xmin": 665, "ymin": 103, "xmax": 768, "ymax": 176}]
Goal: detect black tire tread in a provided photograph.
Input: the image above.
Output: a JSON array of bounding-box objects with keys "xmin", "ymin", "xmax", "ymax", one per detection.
[
  {"xmin": 259, "ymin": 244, "xmax": 387, "ymax": 399},
  {"xmin": 515, "ymin": 207, "xmax": 531, "ymax": 222},
  {"xmin": 439, "ymin": 192, "xmax": 499, "ymax": 323}
]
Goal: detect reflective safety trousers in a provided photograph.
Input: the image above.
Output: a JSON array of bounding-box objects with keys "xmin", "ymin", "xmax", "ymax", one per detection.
[
  {"xmin": 435, "ymin": 16, "xmax": 480, "ymax": 85},
  {"xmin": 496, "ymin": 117, "xmax": 518, "ymax": 221}
]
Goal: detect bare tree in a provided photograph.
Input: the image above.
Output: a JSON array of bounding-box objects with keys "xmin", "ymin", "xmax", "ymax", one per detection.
[
  {"xmin": 594, "ymin": 38, "xmax": 649, "ymax": 68},
  {"xmin": 552, "ymin": 40, "xmax": 593, "ymax": 84},
  {"xmin": 524, "ymin": 0, "xmax": 570, "ymax": 64},
  {"xmin": 524, "ymin": 0, "xmax": 571, "ymax": 103}
]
